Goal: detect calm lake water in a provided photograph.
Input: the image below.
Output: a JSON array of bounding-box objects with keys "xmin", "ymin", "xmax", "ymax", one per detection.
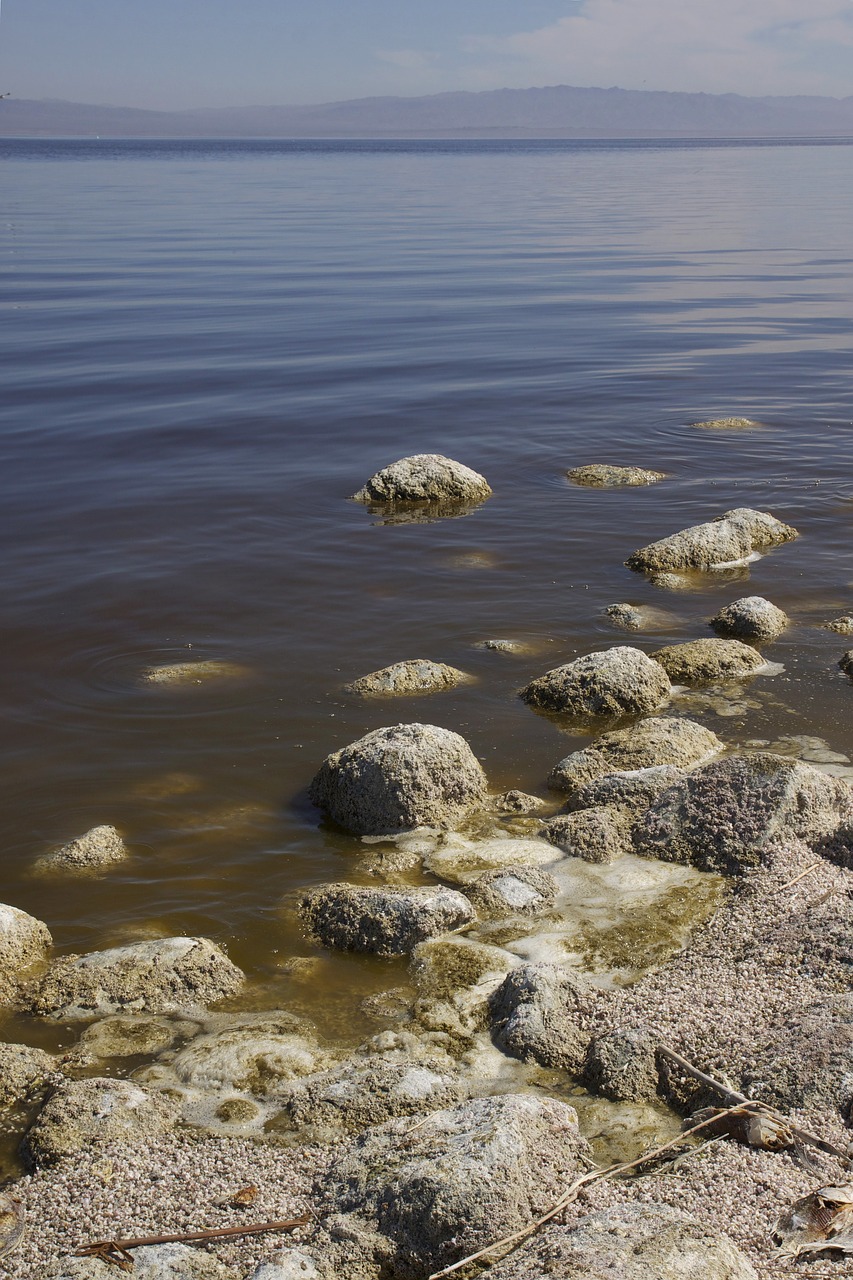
[{"xmin": 2, "ymin": 136, "xmax": 853, "ymax": 1061}]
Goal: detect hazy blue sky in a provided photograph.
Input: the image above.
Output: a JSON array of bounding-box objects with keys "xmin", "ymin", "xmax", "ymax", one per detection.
[{"xmin": 2, "ymin": 0, "xmax": 852, "ymax": 109}]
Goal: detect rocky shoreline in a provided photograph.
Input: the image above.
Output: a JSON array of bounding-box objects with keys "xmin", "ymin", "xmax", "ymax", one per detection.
[{"xmin": 4, "ymin": 454, "xmax": 853, "ymax": 1278}]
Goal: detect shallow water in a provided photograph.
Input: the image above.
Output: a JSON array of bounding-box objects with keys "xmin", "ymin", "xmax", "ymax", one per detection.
[{"xmin": 2, "ymin": 138, "xmax": 853, "ymax": 1139}]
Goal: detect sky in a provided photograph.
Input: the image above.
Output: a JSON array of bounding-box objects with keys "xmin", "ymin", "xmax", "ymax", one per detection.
[{"xmin": 1, "ymin": 0, "xmax": 852, "ymax": 110}]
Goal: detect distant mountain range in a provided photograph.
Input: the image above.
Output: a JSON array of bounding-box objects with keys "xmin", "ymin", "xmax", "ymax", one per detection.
[{"xmin": 3, "ymin": 85, "xmax": 853, "ymax": 139}]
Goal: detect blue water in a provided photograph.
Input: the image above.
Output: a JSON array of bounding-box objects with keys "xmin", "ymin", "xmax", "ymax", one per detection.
[{"xmin": 2, "ymin": 137, "xmax": 853, "ymax": 1035}]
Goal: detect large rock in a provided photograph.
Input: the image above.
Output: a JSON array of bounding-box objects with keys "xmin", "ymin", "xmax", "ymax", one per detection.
[
  {"xmin": 485, "ymin": 1203, "xmax": 758, "ymax": 1280},
  {"xmin": 710, "ymin": 596, "xmax": 789, "ymax": 641},
  {"xmin": 490, "ymin": 962, "xmax": 614, "ymax": 1073},
  {"xmin": 22, "ymin": 1077, "xmax": 180, "ymax": 1165},
  {"xmin": 626, "ymin": 507, "xmax": 798, "ymax": 573},
  {"xmin": 317, "ymin": 1093, "xmax": 591, "ymax": 1280},
  {"xmin": 542, "ymin": 806, "xmax": 633, "ymax": 863},
  {"xmin": 634, "ymin": 752, "xmax": 853, "ymax": 875},
  {"xmin": 351, "ymin": 454, "xmax": 492, "ymax": 506},
  {"xmin": 47, "ymin": 1243, "xmax": 238, "ymax": 1279},
  {"xmin": 164, "ymin": 1014, "xmax": 333, "ymax": 1095},
  {"xmin": 651, "ymin": 638, "xmax": 764, "ymax": 684},
  {"xmin": 566, "ymin": 464, "xmax": 664, "ymax": 487},
  {"xmin": 309, "ymin": 723, "xmax": 488, "ymax": 835},
  {"xmin": 299, "ymin": 883, "xmax": 474, "ymax": 956},
  {"xmin": 343, "ymin": 660, "xmax": 471, "ymax": 698},
  {"xmin": 0, "ymin": 1041, "xmax": 59, "ymax": 1107},
  {"xmin": 27, "ymin": 936, "xmax": 245, "ymax": 1019},
  {"xmin": 548, "ymin": 717, "xmax": 721, "ymax": 796},
  {"xmin": 0, "ymin": 902, "xmax": 52, "ymax": 1005},
  {"xmin": 35, "ymin": 824, "xmax": 127, "ymax": 873},
  {"xmin": 521, "ymin": 647, "xmax": 670, "ymax": 718},
  {"xmin": 568, "ymin": 765, "xmax": 684, "ymax": 816}
]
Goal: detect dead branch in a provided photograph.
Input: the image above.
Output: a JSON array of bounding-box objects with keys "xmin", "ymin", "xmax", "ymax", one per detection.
[{"xmin": 76, "ymin": 1213, "xmax": 312, "ymax": 1269}]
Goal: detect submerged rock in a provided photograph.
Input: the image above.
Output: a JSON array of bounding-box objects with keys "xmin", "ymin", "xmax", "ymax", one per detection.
[
  {"xmin": 825, "ymin": 615, "xmax": 853, "ymax": 635},
  {"xmin": 299, "ymin": 883, "xmax": 475, "ymax": 956},
  {"xmin": 140, "ymin": 660, "xmax": 248, "ymax": 686},
  {"xmin": 492, "ymin": 789, "xmax": 547, "ymax": 814},
  {"xmin": 28, "ymin": 936, "xmax": 245, "ymax": 1019},
  {"xmin": 567, "ymin": 464, "xmax": 664, "ymax": 487},
  {"xmin": 466, "ymin": 867, "xmax": 559, "ymax": 918},
  {"xmin": 163, "ymin": 1014, "xmax": 333, "ymax": 1096},
  {"xmin": 602, "ymin": 603, "xmax": 677, "ymax": 632},
  {"xmin": 23, "ymin": 1077, "xmax": 180, "ymax": 1166},
  {"xmin": 309, "ymin": 723, "xmax": 488, "ymax": 835},
  {"xmin": 626, "ymin": 507, "xmax": 798, "ymax": 573},
  {"xmin": 543, "ymin": 806, "xmax": 633, "ymax": 863},
  {"xmin": 710, "ymin": 595, "xmax": 789, "ymax": 641},
  {"xmin": 692, "ymin": 416, "xmax": 760, "ymax": 430},
  {"xmin": 351, "ymin": 454, "xmax": 492, "ymax": 506},
  {"xmin": 490, "ymin": 962, "xmax": 614, "ymax": 1073},
  {"xmin": 0, "ymin": 1042, "xmax": 59, "ymax": 1107},
  {"xmin": 476, "ymin": 638, "xmax": 526, "ymax": 654},
  {"xmin": 343, "ymin": 659, "xmax": 471, "ymax": 698},
  {"xmin": 35, "ymin": 824, "xmax": 127, "ymax": 873},
  {"xmin": 0, "ymin": 902, "xmax": 52, "ymax": 1006},
  {"xmin": 651, "ymin": 638, "xmax": 765, "ymax": 684},
  {"xmin": 521, "ymin": 647, "xmax": 670, "ymax": 718},
  {"xmin": 548, "ymin": 717, "xmax": 721, "ymax": 796},
  {"xmin": 79, "ymin": 1014, "xmax": 198, "ymax": 1059},
  {"xmin": 633, "ymin": 752, "xmax": 853, "ymax": 875},
  {"xmin": 425, "ymin": 834, "xmax": 559, "ymax": 884}
]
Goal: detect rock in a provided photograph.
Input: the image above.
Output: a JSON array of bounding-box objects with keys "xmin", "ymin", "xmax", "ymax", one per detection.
[
  {"xmin": 567, "ymin": 464, "xmax": 664, "ymax": 486},
  {"xmin": 317, "ymin": 1093, "xmax": 591, "ymax": 1280},
  {"xmin": 47, "ymin": 1242, "xmax": 238, "ymax": 1279},
  {"xmin": 825, "ymin": 616, "xmax": 853, "ymax": 635},
  {"xmin": 634, "ymin": 752, "xmax": 853, "ymax": 875},
  {"xmin": 22, "ymin": 1077, "xmax": 180, "ymax": 1166},
  {"xmin": 245, "ymin": 1251, "xmax": 322, "ymax": 1280},
  {"xmin": 35, "ymin": 824, "xmax": 128, "ymax": 873},
  {"xmin": 79, "ymin": 1014, "xmax": 199, "ymax": 1059},
  {"xmin": 626, "ymin": 507, "xmax": 798, "ymax": 573},
  {"xmin": 651, "ymin": 638, "xmax": 765, "ymax": 684},
  {"xmin": 351, "ymin": 454, "xmax": 492, "ymax": 506},
  {"xmin": 0, "ymin": 1042, "xmax": 59, "ymax": 1107},
  {"xmin": 492, "ymin": 789, "xmax": 546, "ymax": 813},
  {"xmin": 466, "ymin": 867, "xmax": 559, "ymax": 918},
  {"xmin": 163, "ymin": 1014, "xmax": 332, "ymax": 1096},
  {"xmin": 542, "ymin": 806, "xmax": 633, "ymax": 863},
  {"xmin": 476, "ymin": 638, "xmax": 525, "ymax": 653},
  {"xmin": 485, "ymin": 1203, "xmax": 758, "ymax": 1280},
  {"xmin": 140, "ymin": 660, "xmax": 248, "ymax": 686},
  {"xmin": 27, "ymin": 936, "xmax": 245, "ymax": 1019},
  {"xmin": 410, "ymin": 935, "xmax": 518, "ymax": 999},
  {"xmin": 425, "ymin": 834, "xmax": 559, "ymax": 884},
  {"xmin": 742, "ymin": 994, "xmax": 853, "ymax": 1117},
  {"xmin": 710, "ymin": 596, "xmax": 789, "ymax": 641},
  {"xmin": 490, "ymin": 962, "xmax": 614, "ymax": 1073},
  {"xmin": 521, "ymin": 647, "xmax": 670, "ymax": 718},
  {"xmin": 0, "ymin": 902, "xmax": 52, "ymax": 1005},
  {"xmin": 299, "ymin": 883, "xmax": 474, "ymax": 956},
  {"xmin": 308, "ymin": 723, "xmax": 488, "ymax": 836},
  {"xmin": 270, "ymin": 1053, "xmax": 466, "ymax": 1139},
  {"xmin": 548, "ymin": 717, "xmax": 721, "ymax": 796},
  {"xmin": 343, "ymin": 660, "xmax": 471, "ymax": 698},
  {"xmin": 582, "ymin": 1026, "xmax": 660, "ymax": 1102},
  {"xmin": 602, "ymin": 603, "xmax": 677, "ymax": 632},
  {"xmin": 840, "ymin": 650, "xmax": 853, "ymax": 677},
  {"xmin": 692, "ymin": 416, "xmax": 760, "ymax": 429},
  {"xmin": 568, "ymin": 765, "xmax": 684, "ymax": 816}
]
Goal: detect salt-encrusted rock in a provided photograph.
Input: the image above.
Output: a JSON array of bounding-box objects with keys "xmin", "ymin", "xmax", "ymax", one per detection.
[
  {"xmin": 492, "ymin": 789, "xmax": 546, "ymax": 813},
  {"xmin": 840, "ymin": 650, "xmax": 853, "ymax": 677},
  {"xmin": 352, "ymin": 454, "xmax": 492, "ymax": 506},
  {"xmin": 476, "ymin": 638, "xmax": 525, "ymax": 653},
  {"xmin": 79, "ymin": 1013, "xmax": 199, "ymax": 1059},
  {"xmin": 710, "ymin": 596, "xmax": 789, "ymax": 642},
  {"xmin": 140, "ymin": 660, "xmax": 248, "ymax": 686},
  {"xmin": 164, "ymin": 1014, "xmax": 333, "ymax": 1096},
  {"xmin": 582, "ymin": 1025, "xmax": 660, "ymax": 1102},
  {"xmin": 692, "ymin": 416, "xmax": 760, "ymax": 430},
  {"xmin": 316, "ymin": 1094, "xmax": 591, "ymax": 1280},
  {"xmin": 490, "ymin": 962, "xmax": 614, "ymax": 1073},
  {"xmin": 651, "ymin": 637, "xmax": 765, "ymax": 684},
  {"xmin": 410, "ymin": 935, "xmax": 518, "ymax": 1002},
  {"xmin": 485, "ymin": 1203, "xmax": 758, "ymax": 1280},
  {"xmin": 0, "ymin": 902, "xmax": 52, "ymax": 1005},
  {"xmin": 23, "ymin": 1077, "xmax": 180, "ymax": 1166},
  {"xmin": 35, "ymin": 824, "xmax": 127, "ymax": 873},
  {"xmin": 343, "ymin": 659, "xmax": 471, "ymax": 698},
  {"xmin": 741, "ymin": 994, "xmax": 853, "ymax": 1116},
  {"xmin": 245, "ymin": 1251, "xmax": 322, "ymax": 1280},
  {"xmin": 425, "ymin": 834, "xmax": 559, "ymax": 884},
  {"xmin": 548, "ymin": 717, "xmax": 721, "ymax": 796},
  {"xmin": 634, "ymin": 752, "xmax": 853, "ymax": 875},
  {"xmin": 543, "ymin": 806, "xmax": 633, "ymax": 863},
  {"xmin": 826, "ymin": 616, "xmax": 853, "ymax": 635},
  {"xmin": 568, "ymin": 765, "xmax": 684, "ymax": 816},
  {"xmin": 0, "ymin": 1042, "xmax": 59, "ymax": 1107},
  {"xmin": 602, "ymin": 603, "xmax": 678, "ymax": 632},
  {"xmin": 309, "ymin": 723, "xmax": 488, "ymax": 835},
  {"xmin": 28, "ymin": 937, "xmax": 245, "ymax": 1020},
  {"xmin": 567, "ymin": 464, "xmax": 664, "ymax": 487},
  {"xmin": 466, "ymin": 867, "xmax": 559, "ymax": 918},
  {"xmin": 47, "ymin": 1242, "xmax": 238, "ymax": 1279},
  {"xmin": 299, "ymin": 883, "xmax": 474, "ymax": 956},
  {"xmin": 521, "ymin": 647, "xmax": 670, "ymax": 718},
  {"xmin": 270, "ymin": 1053, "xmax": 466, "ymax": 1139},
  {"xmin": 626, "ymin": 507, "xmax": 798, "ymax": 573}
]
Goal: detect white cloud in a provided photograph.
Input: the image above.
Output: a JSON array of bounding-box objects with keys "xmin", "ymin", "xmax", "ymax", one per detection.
[
  {"xmin": 375, "ymin": 49, "xmax": 439, "ymax": 73},
  {"xmin": 463, "ymin": 0, "xmax": 853, "ymax": 97}
]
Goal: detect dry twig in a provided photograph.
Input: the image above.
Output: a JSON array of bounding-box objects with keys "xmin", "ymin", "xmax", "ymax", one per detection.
[{"xmin": 76, "ymin": 1213, "xmax": 312, "ymax": 1270}]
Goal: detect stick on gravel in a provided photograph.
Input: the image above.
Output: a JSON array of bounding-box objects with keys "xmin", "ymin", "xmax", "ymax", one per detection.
[{"xmin": 76, "ymin": 1213, "xmax": 313, "ymax": 1270}]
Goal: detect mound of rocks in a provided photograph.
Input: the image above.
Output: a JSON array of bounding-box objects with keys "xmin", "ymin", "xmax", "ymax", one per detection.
[
  {"xmin": 343, "ymin": 660, "xmax": 470, "ymax": 698},
  {"xmin": 567, "ymin": 464, "xmax": 664, "ymax": 487},
  {"xmin": 491, "ymin": 962, "xmax": 614, "ymax": 1073},
  {"xmin": 710, "ymin": 596, "xmax": 789, "ymax": 641},
  {"xmin": 35, "ymin": 824, "xmax": 127, "ymax": 873},
  {"xmin": 633, "ymin": 752, "xmax": 853, "ymax": 875},
  {"xmin": 548, "ymin": 716, "xmax": 721, "ymax": 796},
  {"xmin": 309, "ymin": 723, "xmax": 488, "ymax": 835},
  {"xmin": 626, "ymin": 508, "xmax": 798, "ymax": 573},
  {"xmin": 315, "ymin": 1093, "xmax": 591, "ymax": 1280},
  {"xmin": 27, "ymin": 937, "xmax": 245, "ymax": 1020},
  {"xmin": 22, "ymin": 1077, "xmax": 180, "ymax": 1166},
  {"xmin": 299, "ymin": 883, "xmax": 475, "ymax": 956},
  {"xmin": 521, "ymin": 647, "xmax": 670, "ymax": 718},
  {"xmin": 0, "ymin": 903, "xmax": 52, "ymax": 1006},
  {"xmin": 651, "ymin": 638, "xmax": 764, "ymax": 684},
  {"xmin": 543, "ymin": 806, "xmax": 633, "ymax": 863},
  {"xmin": 351, "ymin": 454, "xmax": 492, "ymax": 506}
]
